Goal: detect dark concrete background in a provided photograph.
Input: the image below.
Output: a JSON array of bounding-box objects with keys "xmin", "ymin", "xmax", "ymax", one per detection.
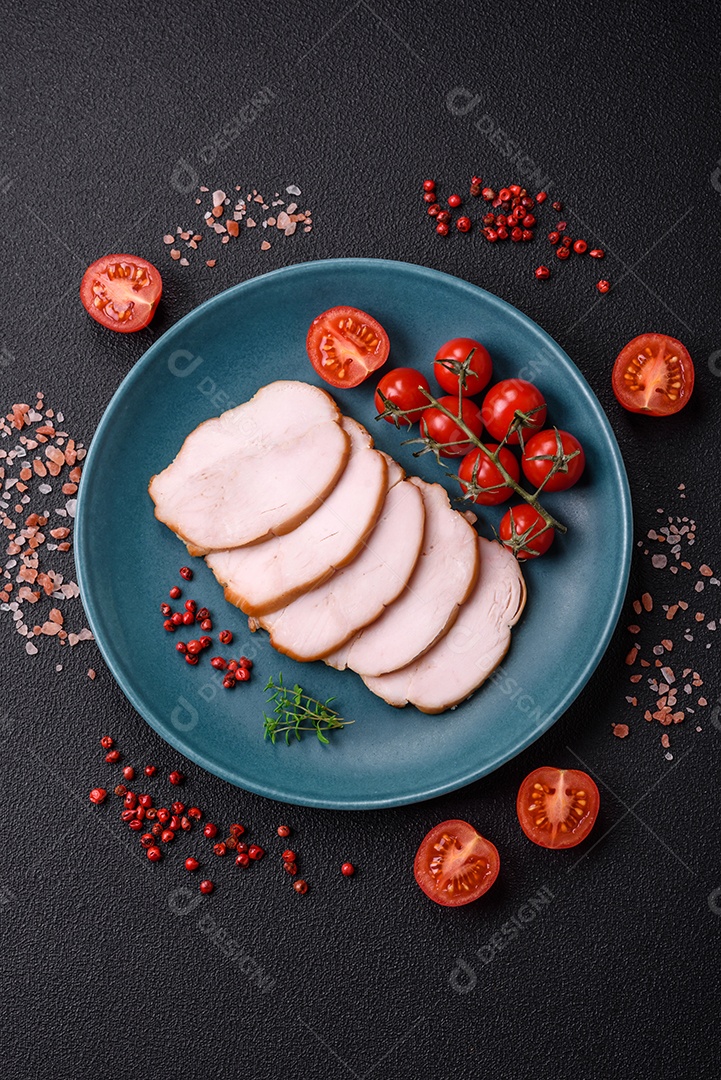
[{"xmin": 2, "ymin": 1, "xmax": 720, "ymax": 1077}]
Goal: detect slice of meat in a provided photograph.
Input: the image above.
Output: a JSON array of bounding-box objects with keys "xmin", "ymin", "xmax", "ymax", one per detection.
[
  {"xmin": 362, "ymin": 537, "xmax": 526, "ymax": 713},
  {"xmin": 324, "ymin": 477, "xmax": 479, "ymax": 677},
  {"xmin": 149, "ymin": 381, "xmax": 349, "ymax": 555},
  {"xmin": 205, "ymin": 417, "xmax": 388, "ymax": 615},
  {"xmin": 254, "ymin": 460, "xmax": 425, "ymax": 660}
]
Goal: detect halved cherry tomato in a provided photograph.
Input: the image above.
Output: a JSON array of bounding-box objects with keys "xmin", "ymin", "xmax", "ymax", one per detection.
[
  {"xmin": 80, "ymin": 254, "xmax": 162, "ymax": 333},
  {"xmin": 414, "ymin": 819, "xmax": 500, "ymax": 907},
  {"xmin": 375, "ymin": 367, "xmax": 430, "ymax": 425},
  {"xmin": 420, "ymin": 396, "xmax": 483, "ymax": 457},
  {"xmin": 306, "ymin": 306, "xmax": 390, "ymax": 389},
  {"xmin": 521, "ymin": 429, "xmax": 586, "ymax": 492},
  {"xmin": 434, "ymin": 337, "xmax": 493, "ymax": 397},
  {"xmin": 517, "ymin": 767, "xmax": 600, "ymax": 849},
  {"xmin": 499, "ymin": 504, "xmax": 554, "ymax": 560},
  {"xmin": 458, "ymin": 444, "xmax": 520, "ymax": 505},
  {"xmin": 481, "ymin": 379, "xmax": 547, "ymax": 444},
  {"xmin": 611, "ymin": 333, "xmax": 694, "ymax": 416}
]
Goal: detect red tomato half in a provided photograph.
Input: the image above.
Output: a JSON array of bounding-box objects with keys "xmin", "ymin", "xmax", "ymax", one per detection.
[
  {"xmin": 458, "ymin": 444, "xmax": 520, "ymax": 505},
  {"xmin": 80, "ymin": 254, "xmax": 162, "ymax": 333},
  {"xmin": 481, "ymin": 379, "xmax": 547, "ymax": 444},
  {"xmin": 434, "ymin": 337, "xmax": 493, "ymax": 397},
  {"xmin": 306, "ymin": 306, "xmax": 390, "ymax": 389},
  {"xmin": 521, "ymin": 429, "xmax": 586, "ymax": 492},
  {"xmin": 499, "ymin": 504, "xmax": 554, "ymax": 560},
  {"xmin": 517, "ymin": 767, "xmax": 600, "ymax": 849},
  {"xmin": 374, "ymin": 367, "xmax": 430, "ymax": 425},
  {"xmin": 420, "ymin": 396, "xmax": 483, "ymax": 457},
  {"xmin": 414, "ymin": 819, "xmax": 500, "ymax": 907},
  {"xmin": 611, "ymin": 333, "xmax": 694, "ymax": 416}
]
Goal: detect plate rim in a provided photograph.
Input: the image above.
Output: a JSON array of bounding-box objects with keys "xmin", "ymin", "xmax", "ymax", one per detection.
[{"xmin": 75, "ymin": 256, "xmax": 633, "ymax": 809}]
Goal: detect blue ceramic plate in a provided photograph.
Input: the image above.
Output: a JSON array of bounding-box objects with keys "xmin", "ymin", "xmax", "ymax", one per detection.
[{"xmin": 75, "ymin": 258, "xmax": 632, "ymax": 809}]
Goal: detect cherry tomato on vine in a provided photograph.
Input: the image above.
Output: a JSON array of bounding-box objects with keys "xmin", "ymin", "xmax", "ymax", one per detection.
[
  {"xmin": 499, "ymin": 504, "xmax": 554, "ymax": 560},
  {"xmin": 80, "ymin": 254, "xmax": 162, "ymax": 333},
  {"xmin": 521, "ymin": 429, "xmax": 586, "ymax": 492},
  {"xmin": 433, "ymin": 337, "xmax": 493, "ymax": 397},
  {"xmin": 420, "ymin": 396, "xmax": 483, "ymax": 457},
  {"xmin": 306, "ymin": 306, "xmax": 390, "ymax": 389},
  {"xmin": 458, "ymin": 444, "xmax": 520, "ymax": 505},
  {"xmin": 517, "ymin": 767, "xmax": 600, "ymax": 849},
  {"xmin": 374, "ymin": 367, "xmax": 430, "ymax": 425},
  {"xmin": 481, "ymin": 379, "xmax": 547, "ymax": 444},
  {"xmin": 414, "ymin": 820, "xmax": 500, "ymax": 907},
  {"xmin": 611, "ymin": 333, "xmax": 694, "ymax": 416}
]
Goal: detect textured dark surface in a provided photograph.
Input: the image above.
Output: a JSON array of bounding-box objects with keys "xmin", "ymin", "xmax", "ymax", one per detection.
[{"xmin": 2, "ymin": 1, "xmax": 721, "ymax": 1077}]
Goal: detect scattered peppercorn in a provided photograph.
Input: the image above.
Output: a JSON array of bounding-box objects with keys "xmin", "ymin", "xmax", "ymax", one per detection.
[
  {"xmin": 341, "ymin": 862, "xmax": 355, "ymax": 877},
  {"xmin": 203, "ymin": 823, "xmax": 218, "ymax": 839},
  {"xmin": 185, "ymin": 857, "xmax": 199, "ymax": 871},
  {"xmin": 89, "ymin": 787, "xmax": 107, "ymax": 805},
  {"xmin": 596, "ymin": 279, "xmax": 611, "ymax": 293},
  {"xmin": 100, "ymin": 736, "xmax": 114, "ymax": 750},
  {"xmin": 147, "ymin": 846, "xmax": 162, "ymax": 862},
  {"xmin": 169, "ymin": 586, "xmax": 181, "ymax": 600},
  {"xmin": 277, "ymin": 825, "xmax": 291, "ymax": 838},
  {"xmin": 169, "ymin": 771, "xmax": 184, "ymax": 786},
  {"xmin": 293, "ymin": 880, "xmax": 309, "ymax": 895},
  {"xmin": 179, "ymin": 566, "xmax": 193, "ymax": 581},
  {"xmin": 199, "ymin": 879, "xmax": 214, "ymax": 895}
]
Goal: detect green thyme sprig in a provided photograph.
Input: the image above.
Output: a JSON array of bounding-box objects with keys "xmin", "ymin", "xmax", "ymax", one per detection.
[{"xmin": 263, "ymin": 674, "xmax": 354, "ymax": 745}]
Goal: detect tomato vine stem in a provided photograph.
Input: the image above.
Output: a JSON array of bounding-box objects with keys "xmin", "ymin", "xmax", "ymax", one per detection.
[{"xmin": 375, "ymin": 386, "xmax": 568, "ymax": 535}]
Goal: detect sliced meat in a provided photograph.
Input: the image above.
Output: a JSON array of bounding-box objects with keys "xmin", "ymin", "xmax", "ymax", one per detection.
[
  {"xmin": 255, "ymin": 461, "xmax": 425, "ymax": 660},
  {"xmin": 362, "ymin": 537, "xmax": 525, "ymax": 713},
  {"xmin": 324, "ymin": 477, "xmax": 479, "ymax": 677},
  {"xmin": 205, "ymin": 417, "xmax": 388, "ymax": 615},
  {"xmin": 149, "ymin": 381, "xmax": 349, "ymax": 555}
]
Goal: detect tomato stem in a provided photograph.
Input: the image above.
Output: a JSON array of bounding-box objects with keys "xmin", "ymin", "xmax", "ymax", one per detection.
[{"xmin": 378, "ymin": 389, "xmax": 568, "ymax": 535}]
